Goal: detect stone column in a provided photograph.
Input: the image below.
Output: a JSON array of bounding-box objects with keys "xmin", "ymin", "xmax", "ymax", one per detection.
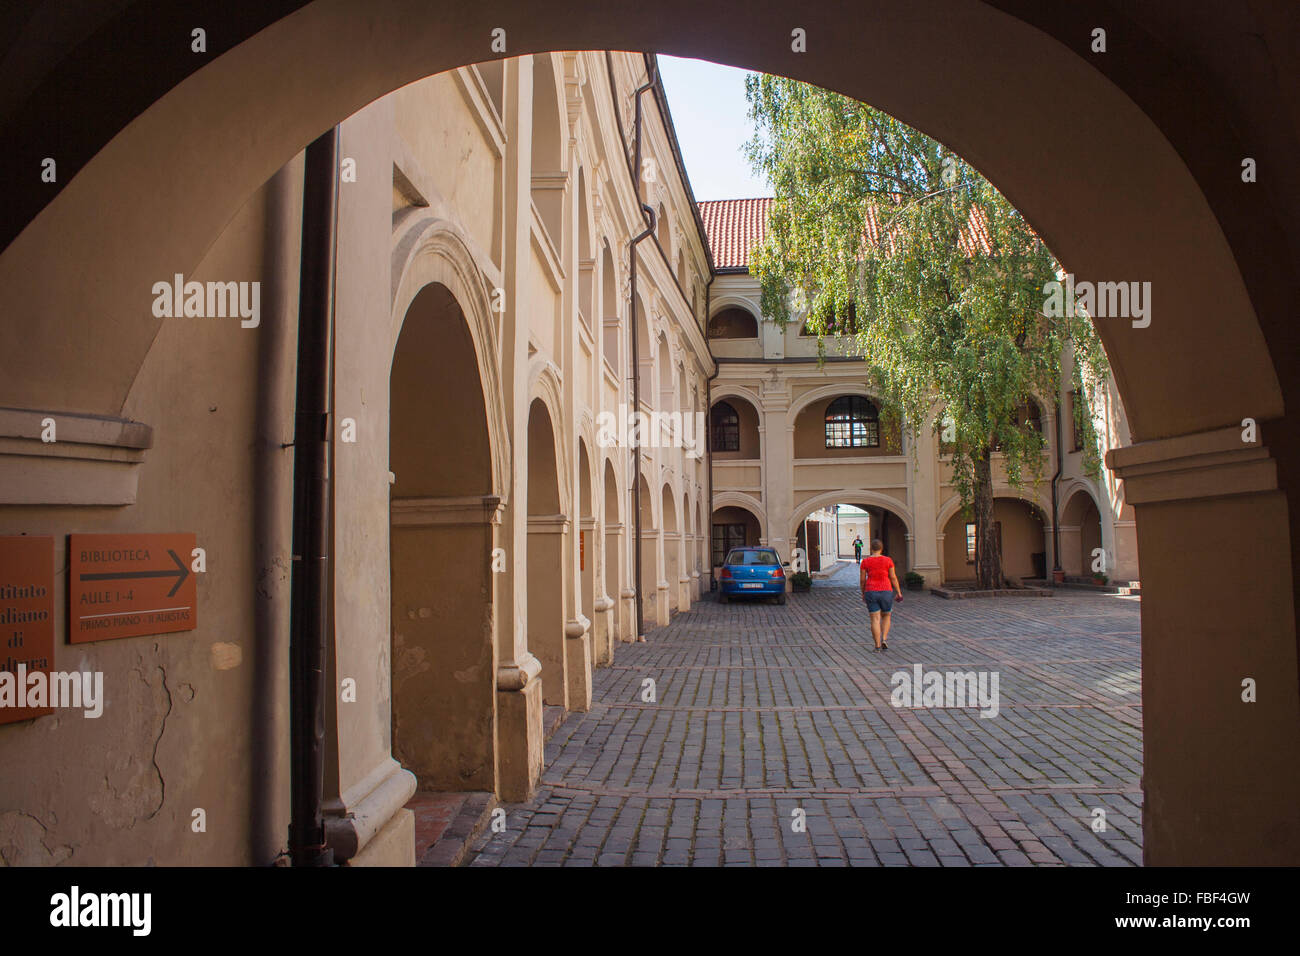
[
  {"xmin": 1108, "ymin": 425, "xmax": 1300, "ymax": 864},
  {"xmin": 527, "ymin": 513, "xmax": 570, "ymax": 709},
  {"xmin": 495, "ymin": 56, "xmax": 544, "ymax": 802},
  {"xmin": 761, "ymin": 383, "xmax": 794, "ymax": 560},
  {"xmin": 910, "ymin": 412, "xmax": 943, "ymax": 586}
]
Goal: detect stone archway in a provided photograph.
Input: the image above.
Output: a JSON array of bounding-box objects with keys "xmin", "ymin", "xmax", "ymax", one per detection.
[
  {"xmin": 1061, "ymin": 486, "xmax": 1104, "ymax": 578},
  {"xmin": 601, "ymin": 457, "xmax": 624, "ymax": 648},
  {"xmin": 660, "ymin": 482, "xmax": 679, "ymax": 619},
  {"xmin": 526, "ymin": 397, "xmax": 568, "ymax": 708},
  {"xmin": 389, "ymin": 282, "xmax": 497, "ymax": 792},
  {"xmin": 3, "ymin": 0, "xmax": 1297, "ymax": 866}
]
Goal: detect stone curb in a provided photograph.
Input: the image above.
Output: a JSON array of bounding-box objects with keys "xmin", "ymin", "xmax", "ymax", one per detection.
[{"xmin": 418, "ymin": 792, "xmax": 497, "ymax": 867}]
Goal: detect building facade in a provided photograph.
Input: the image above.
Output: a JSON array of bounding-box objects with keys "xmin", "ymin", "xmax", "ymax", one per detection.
[
  {"xmin": 700, "ymin": 199, "xmax": 1140, "ymax": 590},
  {"xmin": 0, "ymin": 51, "xmax": 714, "ymax": 866}
]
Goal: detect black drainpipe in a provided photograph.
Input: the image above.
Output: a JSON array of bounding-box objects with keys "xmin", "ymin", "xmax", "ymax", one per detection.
[
  {"xmin": 630, "ymin": 60, "xmax": 658, "ymax": 640},
  {"xmin": 1050, "ymin": 395, "xmax": 1063, "ymax": 582},
  {"xmin": 288, "ymin": 127, "xmax": 339, "ymax": 867}
]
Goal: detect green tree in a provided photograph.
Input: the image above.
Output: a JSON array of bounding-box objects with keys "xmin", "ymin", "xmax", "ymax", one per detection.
[{"xmin": 744, "ymin": 75, "xmax": 1109, "ymax": 589}]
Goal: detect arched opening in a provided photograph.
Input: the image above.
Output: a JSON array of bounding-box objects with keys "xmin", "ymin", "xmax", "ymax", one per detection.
[
  {"xmin": 527, "ymin": 398, "xmax": 568, "ymax": 707},
  {"xmin": 680, "ymin": 489, "xmax": 693, "ymax": 610},
  {"xmin": 1061, "ymin": 488, "xmax": 1104, "ymax": 579},
  {"xmin": 942, "ymin": 497, "xmax": 1048, "ymax": 585},
  {"xmin": 602, "ymin": 459, "xmax": 623, "ymax": 646},
  {"xmin": 389, "ymin": 282, "xmax": 495, "ymax": 791},
  {"xmin": 4, "ymin": 5, "xmax": 1297, "ymax": 867},
  {"xmin": 577, "ymin": 168, "xmax": 594, "ymax": 330},
  {"xmin": 601, "ymin": 241, "xmax": 618, "ymax": 372},
  {"xmin": 708, "ymin": 306, "xmax": 758, "ymax": 339},
  {"xmin": 711, "ymin": 504, "xmax": 762, "ymax": 570},
  {"xmin": 530, "ymin": 54, "xmax": 565, "ymax": 249},
  {"xmin": 710, "ymin": 396, "xmax": 760, "ymax": 459},
  {"xmin": 657, "ymin": 332, "xmax": 674, "ymax": 413},
  {"xmin": 637, "ymin": 473, "xmax": 657, "ymax": 626},
  {"xmin": 794, "ymin": 394, "xmax": 902, "ymax": 457},
  {"xmin": 662, "ymin": 484, "xmax": 679, "ymax": 615},
  {"xmin": 992, "ymin": 396, "xmax": 1046, "ymax": 451},
  {"xmin": 792, "ymin": 500, "xmax": 909, "ymax": 573},
  {"xmin": 577, "ymin": 440, "xmax": 595, "ymax": 634},
  {"xmin": 635, "ymin": 295, "xmax": 652, "ymax": 406}
]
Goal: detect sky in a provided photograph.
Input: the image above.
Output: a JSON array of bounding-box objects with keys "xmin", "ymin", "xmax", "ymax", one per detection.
[{"xmin": 656, "ymin": 55, "xmax": 772, "ymax": 202}]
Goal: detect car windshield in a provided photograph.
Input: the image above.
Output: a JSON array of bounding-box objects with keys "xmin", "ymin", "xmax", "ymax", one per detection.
[{"xmin": 727, "ymin": 550, "xmax": 778, "ymax": 566}]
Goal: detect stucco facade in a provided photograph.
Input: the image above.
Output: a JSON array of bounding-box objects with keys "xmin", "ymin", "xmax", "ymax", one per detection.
[
  {"xmin": 0, "ymin": 52, "xmax": 713, "ymax": 866},
  {"xmin": 703, "ymin": 248, "xmax": 1140, "ymax": 589}
]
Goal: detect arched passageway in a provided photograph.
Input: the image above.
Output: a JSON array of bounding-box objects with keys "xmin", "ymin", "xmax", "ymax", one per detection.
[
  {"xmin": 711, "ymin": 504, "xmax": 763, "ymax": 573},
  {"xmin": 1061, "ymin": 489, "xmax": 1105, "ymax": 578},
  {"xmin": 577, "ymin": 440, "xmax": 595, "ymax": 645},
  {"xmin": 389, "ymin": 283, "xmax": 496, "ymax": 791},
  {"xmin": 661, "ymin": 483, "xmax": 680, "ymax": 617},
  {"xmin": 792, "ymin": 501, "xmax": 910, "ymax": 573},
  {"xmin": 941, "ymin": 498, "xmax": 1049, "ymax": 585},
  {"xmin": 527, "ymin": 399, "xmax": 568, "ymax": 708},
  {"xmin": 602, "ymin": 459, "xmax": 623, "ymax": 651},
  {"xmin": 637, "ymin": 474, "xmax": 657, "ymax": 629}
]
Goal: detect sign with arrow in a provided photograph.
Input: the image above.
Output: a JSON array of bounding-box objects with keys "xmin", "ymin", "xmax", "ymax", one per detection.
[{"xmin": 69, "ymin": 533, "xmax": 197, "ymax": 643}]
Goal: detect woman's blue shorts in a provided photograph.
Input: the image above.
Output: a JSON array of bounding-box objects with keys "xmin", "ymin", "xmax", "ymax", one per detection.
[{"xmin": 862, "ymin": 590, "xmax": 894, "ymax": 613}]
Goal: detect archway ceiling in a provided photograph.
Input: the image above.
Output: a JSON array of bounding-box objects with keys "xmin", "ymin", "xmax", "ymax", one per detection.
[{"xmin": 0, "ymin": 0, "xmax": 1293, "ymax": 447}]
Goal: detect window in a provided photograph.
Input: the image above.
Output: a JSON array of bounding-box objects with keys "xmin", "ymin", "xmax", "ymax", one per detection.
[
  {"xmin": 712, "ymin": 523, "xmax": 746, "ymax": 567},
  {"xmin": 708, "ymin": 307, "xmax": 758, "ymax": 339},
  {"xmin": 800, "ymin": 301, "xmax": 859, "ymax": 335},
  {"xmin": 1070, "ymin": 390, "xmax": 1083, "ymax": 452},
  {"xmin": 993, "ymin": 399, "xmax": 1042, "ymax": 452},
  {"xmin": 710, "ymin": 402, "xmax": 740, "ymax": 452},
  {"xmin": 726, "ymin": 549, "xmax": 778, "ymax": 566},
  {"xmin": 825, "ymin": 396, "xmax": 880, "ymax": 448}
]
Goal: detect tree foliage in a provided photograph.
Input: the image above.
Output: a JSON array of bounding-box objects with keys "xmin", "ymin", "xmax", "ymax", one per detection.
[{"xmin": 744, "ymin": 74, "xmax": 1110, "ymax": 586}]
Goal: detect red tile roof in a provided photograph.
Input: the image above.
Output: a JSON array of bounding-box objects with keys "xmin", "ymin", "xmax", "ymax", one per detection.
[
  {"xmin": 698, "ymin": 198, "xmax": 773, "ymax": 270},
  {"xmin": 698, "ymin": 197, "xmax": 996, "ymax": 270}
]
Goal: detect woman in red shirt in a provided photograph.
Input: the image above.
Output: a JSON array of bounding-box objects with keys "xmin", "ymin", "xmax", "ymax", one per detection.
[{"xmin": 860, "ymin": 539, "xmax": 903, "ymax": 651}]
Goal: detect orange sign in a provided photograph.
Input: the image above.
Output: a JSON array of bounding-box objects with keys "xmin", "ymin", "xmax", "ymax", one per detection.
[
  {"xmin": 0, "ymin": 536, "xmax": 55, "ymax": 724},
  {"xmin": 69, "ymin": 533, "xmax": 197, "ymax": 643}
]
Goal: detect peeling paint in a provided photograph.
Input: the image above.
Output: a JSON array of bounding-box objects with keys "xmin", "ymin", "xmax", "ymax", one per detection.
[
  {"xmin": 0, "ymin": 810, "xmax": 74, "ymax": 866},
  {"xmin": 211, "ymin": 642, "xmax": 242, "ymax": 670}
]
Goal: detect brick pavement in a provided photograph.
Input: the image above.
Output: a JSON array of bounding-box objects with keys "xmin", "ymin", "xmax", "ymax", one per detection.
[{"xmin": 467, "ymin": 564, "xmax": 1143, "ymax": 866}]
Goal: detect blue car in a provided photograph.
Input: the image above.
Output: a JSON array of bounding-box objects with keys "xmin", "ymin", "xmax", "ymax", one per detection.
[{"xmin": 717, "ymin": 547, "xmax": 788, "ymax": 605}]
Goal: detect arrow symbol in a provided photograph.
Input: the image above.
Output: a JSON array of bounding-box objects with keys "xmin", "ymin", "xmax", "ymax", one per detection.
[{"xmin": 80, "ymin": 548, "xmax": 191, "ymax": 597}]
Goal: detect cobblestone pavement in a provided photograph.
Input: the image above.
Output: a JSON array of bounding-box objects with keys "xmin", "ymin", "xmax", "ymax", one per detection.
[{"xmin": 468, "ymin": 565, "xmax": 1143, "ymax": 866}]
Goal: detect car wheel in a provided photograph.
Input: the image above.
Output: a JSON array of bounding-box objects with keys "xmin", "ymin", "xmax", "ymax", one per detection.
[{"xmin": 777, "ymin": 593, "xmax": 787, "ymax": 606}]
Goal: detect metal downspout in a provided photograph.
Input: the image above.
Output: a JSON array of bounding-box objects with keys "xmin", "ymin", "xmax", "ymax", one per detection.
[{"xmin": 288, "ymin": 128, "xmax": 339, "ymax": 867}]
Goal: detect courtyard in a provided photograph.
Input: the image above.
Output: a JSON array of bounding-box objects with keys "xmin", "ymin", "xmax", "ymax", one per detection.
[{"xmin": 468, "ymin": 564, "xmax": 1143, "ymax": 866}]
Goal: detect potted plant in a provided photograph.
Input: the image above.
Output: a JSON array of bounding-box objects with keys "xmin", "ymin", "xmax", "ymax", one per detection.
[
  {"xmin": 1092, "ymin": 572, "xmax": 1108, "ymax": 586},
  {"xmin": 790, "ymin": 570, "xmax": 813, "ymax": 592},
  {"xmin": 904, "ymin": 571, "xmax": 925, "ymax": 591},
  {"xmin": 1052, "ymin": 568, "xmax": 1066, "ymax": 585}
]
